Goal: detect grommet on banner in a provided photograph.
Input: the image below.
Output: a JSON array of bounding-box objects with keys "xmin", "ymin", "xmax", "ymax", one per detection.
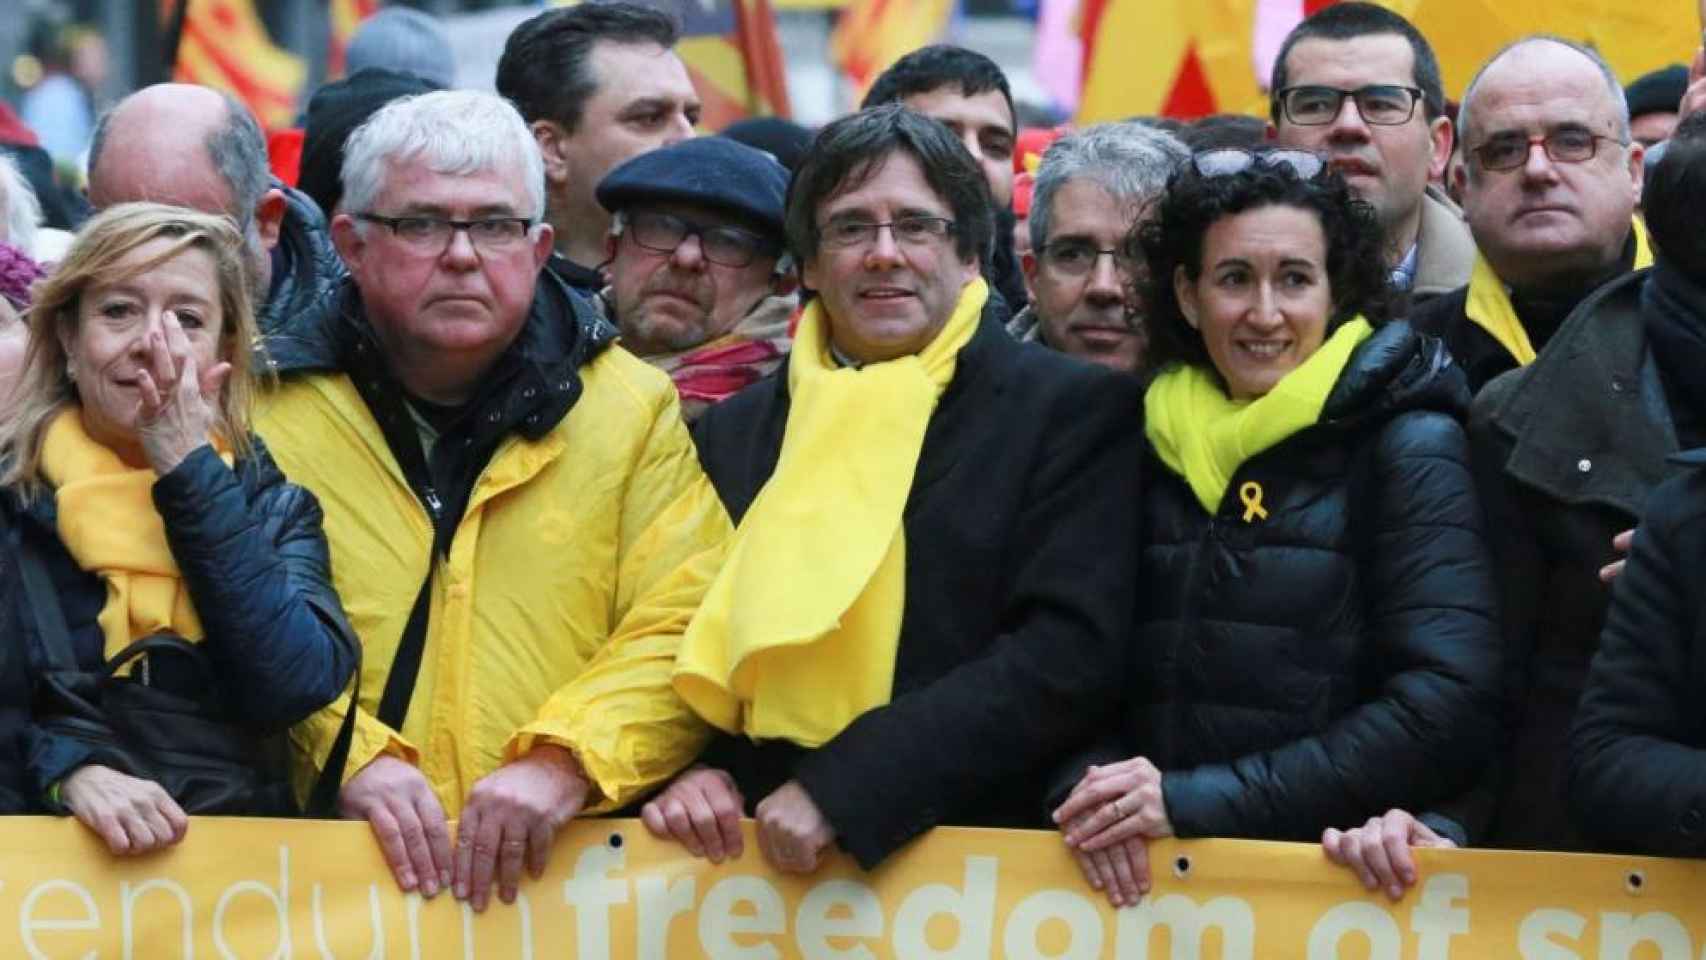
[
  {"xmin": 609, "ymin": 832, "xmax": 624, "ymax": 849},
  {"xmin": 1174, "ymin": 855, "xmax": 1193, "ymax": 879},
  {"xmin": 1625, "ymin": 870, "xmax": 1645, "ymax": 895}
]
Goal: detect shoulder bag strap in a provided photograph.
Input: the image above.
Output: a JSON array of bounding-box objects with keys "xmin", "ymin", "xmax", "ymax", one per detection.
[
  {"xmin": 17, "ymin": 531, "xmax": 78, "ymax": 672},
  {"xmin": 375, "ymin": 571, "xmax": 432, "ymax": 731}
]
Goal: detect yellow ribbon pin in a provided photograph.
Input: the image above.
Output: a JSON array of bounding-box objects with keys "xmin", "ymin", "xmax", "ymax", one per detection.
[{"xmin": 1239, "ymin": 481, "xmax": 1268, "ymax": 523}]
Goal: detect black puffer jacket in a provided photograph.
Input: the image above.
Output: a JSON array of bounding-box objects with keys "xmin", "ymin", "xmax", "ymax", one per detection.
[
  {"xmin": 1115, "ymin": 322, "xmax": 1500, "ymax": 841},
  {"xmin": 1567, "ymin": 449, "xmax": 1706, "ymax": 855},
  {"xmin": 258, "ymin": 183, "xmax": 345, "ymax": 337},
  {"xmin": 0, "ymin": 439, "xmax": 359, "ymax": 810}
]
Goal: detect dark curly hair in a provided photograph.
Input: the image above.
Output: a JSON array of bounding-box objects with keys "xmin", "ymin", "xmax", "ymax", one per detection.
[{"xmin": 1136, "ymin": 154, "xmax": 1391, "ymax": 374}]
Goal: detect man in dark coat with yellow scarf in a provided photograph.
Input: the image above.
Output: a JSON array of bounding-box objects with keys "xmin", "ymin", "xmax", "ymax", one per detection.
[{"xmin": 640, "ymin": 104, "xmax": 1143, "ymax": 872}]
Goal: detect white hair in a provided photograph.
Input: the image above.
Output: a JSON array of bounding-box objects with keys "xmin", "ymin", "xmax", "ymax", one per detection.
[
  {"xmin": 0, "ymin": 153, "xmax": 42, "ymax": 254},
  {"xmin": 1030, "ymin": 122, "xmax": 1190, "ymax": 252},
  {"xmin": 340, "ymin": 89, "xmax": 545, "ymax": 220}
]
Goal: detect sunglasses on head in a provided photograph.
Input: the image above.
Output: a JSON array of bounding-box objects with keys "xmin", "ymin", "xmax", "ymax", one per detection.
[{"xmin": 1190, "ymin": 148, "xmax": 1327, "ymax": 181}]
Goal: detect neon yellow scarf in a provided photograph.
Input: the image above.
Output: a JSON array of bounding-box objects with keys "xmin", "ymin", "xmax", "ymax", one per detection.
[
  {"xmin": 1465, "ymin": 217, "xmax": 1653, "ymax": 367},
  {"xmin": 1145, "ymin": 318, "xmax": 1373, "ymax": 515},
  {"xmin": 674, "ymin": 278, "xmax": 988, "ymax": 747},
  {"xmin": 38, "ymin": 408, "xmax": 222, "ymax": 660}
]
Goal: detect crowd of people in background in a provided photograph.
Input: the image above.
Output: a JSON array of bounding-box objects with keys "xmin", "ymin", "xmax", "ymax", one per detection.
[{"xmin": 0, "ymin": 0, "xmax": 1703, "ymax": 918}]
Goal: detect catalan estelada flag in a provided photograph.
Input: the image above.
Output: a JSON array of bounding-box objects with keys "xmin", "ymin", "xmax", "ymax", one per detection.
[
  {"xmin": 328, "ymin": 0, "xmax": 383, "ymax": 80},
  {"xmin": 552, "ymin": 0, "xmax": 791, "ymax": 129},
  {"xmin": 165, "ymin": 0, "xmax": 305, "ymax": 129},
  {"xmin": 1077, "ymin": 0, "xmax": 1697, "ymax": 123},
  {"xmin": 831, "ymin": 0, "xmax": 957, "ymax": 102}
]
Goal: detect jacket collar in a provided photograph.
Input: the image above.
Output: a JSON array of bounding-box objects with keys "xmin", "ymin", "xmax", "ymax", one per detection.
[
  {"xmin": 1410, "ymin": 187, "xmax": 1476, "ymax": 299},
  {"xmin": 258, "ymin": 182, "xmax": 347, "ymax": 338},
  {"xmin": 1483, "ymin": 268, "xmax": 1675, "ymax": 513},
  {"xmin": 262, "ymin": 268, "xmax": 616, "ymax": 441}
]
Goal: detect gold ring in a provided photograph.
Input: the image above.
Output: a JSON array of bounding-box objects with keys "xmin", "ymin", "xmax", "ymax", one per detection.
[
  {"xmin": 501, "ymin": 839, "xmax": 526, "ymax": 849},
  {"xmin": 1111, "ymin": 797, "xmax": 1125, "ymax": 819}
]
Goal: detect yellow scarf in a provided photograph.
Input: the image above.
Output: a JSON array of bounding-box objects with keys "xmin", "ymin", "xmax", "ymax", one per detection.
[
  {"xmin": 674, "ymin": 278, "xmax": 988, "ymax": 747},
  {"xmin": 39, "ymin": 408, "xmax": 214, "ymax": 661},
  {"xmin": 1465, "ymin": 217, "xmax": 1654, "ymax": 367},
  {"xmin": 1145, "ymin": 318, "xmax": 1373, "ymax": 515}
]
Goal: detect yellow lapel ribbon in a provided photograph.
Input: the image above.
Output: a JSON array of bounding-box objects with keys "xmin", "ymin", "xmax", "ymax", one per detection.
[
  {"xmin": 39, "ymin": 408, "xmax": 224, "ymax": 662},
  {"xmin": 1465, "ymin": 216, "xmax": 1653, "ymax": 367},
  {"xmin": 1145, "ymin": 318, "xmax": 1374, "ymax": 515},
  {"xmin": 673, "ymin": 278, "xmax": 988, "ymax": 747}
]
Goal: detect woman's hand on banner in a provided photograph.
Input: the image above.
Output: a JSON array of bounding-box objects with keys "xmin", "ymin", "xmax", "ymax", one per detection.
[
  {"xmin": 1322, "ymin": 808, "xmax": 1455, "ymax": 901},
  {"xmin": 755, "ymin": 780, "xmax": 836, "ymax": 873},
  {"xmin": 61, "ymin": 763, "xmax": 189, "ymax": 856}
]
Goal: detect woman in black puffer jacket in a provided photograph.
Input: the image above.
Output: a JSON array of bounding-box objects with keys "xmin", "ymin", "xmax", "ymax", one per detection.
[
  {"xmin": 0, "ymin": 204, "xmax": 357, "ymax": 853},
  {"xmin": 1053, "ymin": 150, "xmax": 1500, "ymax": 906}
]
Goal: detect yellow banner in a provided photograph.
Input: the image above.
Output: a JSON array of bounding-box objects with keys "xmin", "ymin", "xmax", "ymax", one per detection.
[{"xmin": 3, "ymin": 816, "xmax": 1705, "ymax": 956}]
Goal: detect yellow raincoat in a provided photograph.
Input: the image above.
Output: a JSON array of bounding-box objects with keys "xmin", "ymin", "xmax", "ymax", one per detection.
[{"xmin": 256, "ymin": 347, "xmax": 731, "ymax": 815}]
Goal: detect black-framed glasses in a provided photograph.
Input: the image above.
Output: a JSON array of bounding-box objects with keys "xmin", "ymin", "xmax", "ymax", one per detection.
[
  {"xmin": 1039, "ymin": 239, "xmax": 1138, "ymax": 278},
  {"xmin": 819, "ymin": 216, "xmax": 956, "ymax": 250},
  {"xmin": 356, "ymin": 213, "xmax": 534, "ymax": 254},
  {"xmin": 1469, "ymin": 127, "xmax": 1628, "ymax": 172},
  {"xmin": 1276, "ymin": 85, "xmax": 1425, "ymax": 127},
  {"xmin": 624, "ymin": 210, "xmax": 779, "ymax": 268},
  {"xmin": 1191, "ymin": 147, "xmax": 1326, "ymax": 181}
]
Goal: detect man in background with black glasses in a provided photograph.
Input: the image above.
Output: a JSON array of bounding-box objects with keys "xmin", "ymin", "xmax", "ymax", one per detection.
[
  {"xmin": 594, "ymin": 136, "xmax": 798, "ymax": 422},
  {"xmin": 1268, "ymin": 3, "xmax": 1473, "ymax": 308},
  {"xmin": 1011, "ymin": 121, "xmax": 1188, "ymax": 375}
]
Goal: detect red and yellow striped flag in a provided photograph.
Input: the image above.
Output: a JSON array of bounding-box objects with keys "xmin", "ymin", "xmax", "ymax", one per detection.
[
  {"xmin": 831, "ymin": 0, "xmax": 957, "ymax": 102},
  {"xmin": 165, "ymin": 0, "xmax": 306, "ymax": 129},
  {"xmin": 328, "ymin": 0, "xmax": 383, "ymax": 80}
]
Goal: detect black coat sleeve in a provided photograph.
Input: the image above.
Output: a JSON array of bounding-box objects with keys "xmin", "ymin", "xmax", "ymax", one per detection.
[
  {"xmin": 791, "ymin": 370, "xmax": 1141, "ymax": 868},
  {"xmin": 1163, "ymin": 412, "xmax": 1502, "ymax": 840},
  {"xmin": 152, "ymin": 443, "xmax": 358, "ymax": 733},
  {"xmin": 1566, "ymin": 473, "xmax": 1706, "ymax": 855}
]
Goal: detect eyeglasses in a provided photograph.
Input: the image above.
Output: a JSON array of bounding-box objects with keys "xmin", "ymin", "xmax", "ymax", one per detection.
[
  {"xmin": 357, "ymin": 213, "xmax": 534, "ymax": 254},
  {"xmin": 1039, "ymin": 240, "xmax": 1138, "ymax": 278},
  {"xmin": 1468, "ymin": 127, "xmax": 1628, "ymax": 172},
  {"xmin": 1276, "ymin": 85, "xmax": 1425, "ymax": 127},
  {"xmin": 1191, "ymin": 148, "xmax": 1326, "ymax": 180},
  {"xmin": 819, "ymin": 216, "xmax": 956, "ymax": 250},
  {"xmin": 624, "ymin": 210, "xmax": 779, "ymax": 268}
]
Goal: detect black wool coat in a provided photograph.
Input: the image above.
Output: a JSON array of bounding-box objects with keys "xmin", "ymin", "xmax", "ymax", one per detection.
[
  {"xmin": 0, "ymin": 440, "xmax": 359, "ymax": 810},
  {"xmin": 1568, "ymin": 449, "xmax": 1706, "ymax": 855},
  {"xmin": 690, "ymin": 305, "xmax": 1143, "ymax": 869},
  {"xmin": 1066, "ymin": 322, "xmax": 1500, "ymax": 843}
]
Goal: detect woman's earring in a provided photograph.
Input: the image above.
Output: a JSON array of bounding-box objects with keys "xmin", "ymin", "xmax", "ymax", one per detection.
[{"xmin": 65, "ymin": 362, "xmax": 76, "ymax": 383}]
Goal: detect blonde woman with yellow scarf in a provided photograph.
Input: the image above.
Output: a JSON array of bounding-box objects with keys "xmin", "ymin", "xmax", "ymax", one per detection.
[
  {"xmin": 0, "ymin": 204, "xmax": 357, "ymax": 855},
  {"xmin": 1050, "ymin": 151, "xmax": 1501, "ymax": 907},
  {"xmin": 642, "ymin": 106, "xmax": 1145, "ymax": 875}
]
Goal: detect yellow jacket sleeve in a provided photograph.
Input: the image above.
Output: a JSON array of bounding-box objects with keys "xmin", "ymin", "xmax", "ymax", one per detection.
[
  {"xmin": 508, "ymin": 386, "xmax": 731, "ymax": 811},
  {"xmin": 291, "ymin": 673, "xmax": 420, "ymax": 802}
]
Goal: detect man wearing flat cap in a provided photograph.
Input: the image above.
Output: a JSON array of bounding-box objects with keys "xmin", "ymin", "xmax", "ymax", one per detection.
[{"xmin": 597, "ymin": 136, "xmax": 798, "ymax": 421}]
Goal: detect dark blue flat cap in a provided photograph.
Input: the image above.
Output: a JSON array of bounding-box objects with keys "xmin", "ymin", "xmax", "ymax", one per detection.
[{"xmin": 595, "ymin": 137, "xmax": 789, "ymax": 241}]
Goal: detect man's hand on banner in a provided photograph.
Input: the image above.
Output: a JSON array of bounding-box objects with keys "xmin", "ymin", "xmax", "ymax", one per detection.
[
  {"xmin": 341, "ymin": 755, "xmax": 454, "ymax": 899},
  {"xmin": 1322, "ymin": 808, "xmax": 1455, "ymax": 901},
  {"xmin": 754, "ymin": 780, "xmax": 836, "ymax": 873},
  {"xmin": 641, "ymin": 764, "xmax": 746, "ymax": 863},
  {"xmin": 1059, "ymin": 811, "xmax": 1150, "ymax": 907},
  {"xmin": 455, "ymin": 744, "xmax": 589, "ymax": 912}
]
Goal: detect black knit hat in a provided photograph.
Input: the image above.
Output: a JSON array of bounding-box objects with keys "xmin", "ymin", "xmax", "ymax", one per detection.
[
  {"xmin": 595, "ymin": 137, "xmax": 789, "ymax": 241},
  {"xmin": 1626, "ymin": 64, "xmax": 1688, "ymax": 119},
  {"xmin": 299, "ymin": 67, "xmax": 442, "ymax": 218}
]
